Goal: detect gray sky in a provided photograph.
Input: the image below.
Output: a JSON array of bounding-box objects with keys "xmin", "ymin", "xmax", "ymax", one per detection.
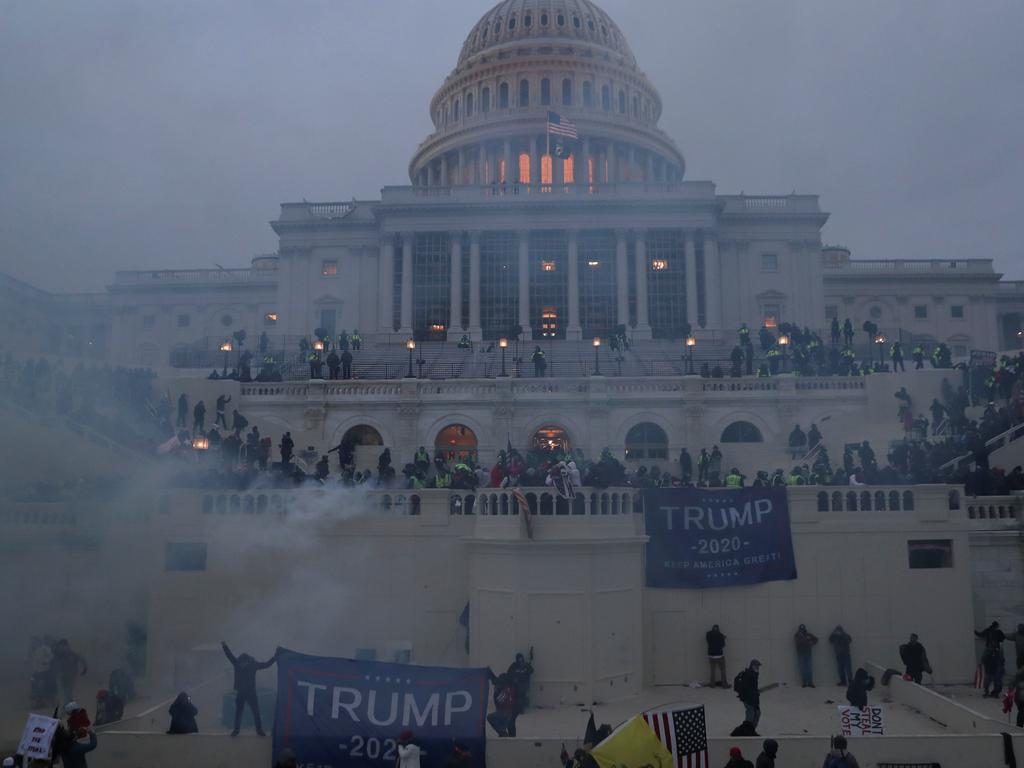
[{"xmin": 1, "ymin": 0, "xmax": 1022, "ymax": 292}]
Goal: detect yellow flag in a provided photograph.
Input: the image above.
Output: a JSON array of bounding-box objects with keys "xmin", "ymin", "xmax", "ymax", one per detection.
[{"xmin": 590, "ymin": 715, "xmax": 674, "ymax": 768}]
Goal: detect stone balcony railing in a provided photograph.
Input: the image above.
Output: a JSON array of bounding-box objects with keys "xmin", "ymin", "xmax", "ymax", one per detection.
[
  {"xmin": 823, "ymin": 258, "xmax": 995, "ymax": 275},
  {"xmin": 112, "ymin": 268, "xmax": 277, "ymax": 286}
]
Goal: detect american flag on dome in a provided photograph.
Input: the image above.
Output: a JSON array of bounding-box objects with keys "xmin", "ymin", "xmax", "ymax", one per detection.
[
  {"xmin": 547, "ymin": 111, "xmax": 579, "ymax": 139},
  {"xmin": 642, "ymin": 704, "xmax": 708, "ymax": 768}
]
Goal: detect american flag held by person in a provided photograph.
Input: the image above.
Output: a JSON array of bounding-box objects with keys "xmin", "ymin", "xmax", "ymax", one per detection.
[{"xmin": 642, "ymin": 705, "xmax": 709, "ymax": 768}]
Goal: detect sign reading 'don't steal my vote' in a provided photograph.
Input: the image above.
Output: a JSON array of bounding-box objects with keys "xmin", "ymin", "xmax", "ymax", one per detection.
[
  {"xmin": 273, "ymin": 648, "xmax": 490, "ymax": 768},
  {"xmin": 643, "ymin": 487, "xmax": 798, "ymax": 588}
]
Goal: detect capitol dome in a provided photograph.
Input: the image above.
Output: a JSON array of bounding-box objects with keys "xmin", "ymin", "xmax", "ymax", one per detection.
[{"xmin": 409, "ymin": 0, "xmax": 685, "ymax": 188}]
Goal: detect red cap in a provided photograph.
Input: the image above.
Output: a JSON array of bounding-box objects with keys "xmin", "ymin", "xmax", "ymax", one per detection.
[
  {"xmin": 399, "ymin": 730, "xmax": 414, "ymax": 744},
  {"xmin": 730, "ymin": 747, "xmax": 742, "ymax": 758}
]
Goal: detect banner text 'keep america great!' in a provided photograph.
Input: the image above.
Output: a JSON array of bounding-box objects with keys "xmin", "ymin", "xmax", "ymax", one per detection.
[
  {"xmin": 644, "ymin": 487, "xmax": 797, "ymax": 588},
  {"xmin": 273, "ymin": 649, "xmax": 489, "ymax": 768}
]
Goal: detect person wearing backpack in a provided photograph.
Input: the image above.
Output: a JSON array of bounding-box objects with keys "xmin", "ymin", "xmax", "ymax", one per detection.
[
  {"xmin": 823, "ymin": 735, "xmax": 859, "ymax": 768},
  {"xmin": 733, "ymin": 660, "xmax": 763, "ymax": 734}
]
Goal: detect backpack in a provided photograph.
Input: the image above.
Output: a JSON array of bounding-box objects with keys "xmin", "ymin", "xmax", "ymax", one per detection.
[
  {"xmin": 824, "ymin": 754, "xmax": 848, "ymax": 768},
  {"xmin": 733, "ymin": 670, "xmax": 749, "ymax": 695}
]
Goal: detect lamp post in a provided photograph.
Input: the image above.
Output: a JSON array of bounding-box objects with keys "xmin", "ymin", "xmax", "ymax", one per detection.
[
  {"xmin": 875, "ymin": 334, "xmax": 887, "ymax": 366},
  {"xmin": 219, "ymin": 341, "xmax": 233, "ymax": 377},
  {"xmin": 685, "ymin": 335, "xmax": 697, "ymax": 375},
  {"xmin": 498, "ymin": 338, "xmax": 509, "ymax": 377},
  {"xmin": 406, "ymin": 338, "xmax": 416, "ymax": 378},
  {"xmin": 778, "ymin": 334, "xmax": 790, "ymax": 373},
  {"xmin": 593, "ymin": 337, "xmax": 602, "ymax": 375}
]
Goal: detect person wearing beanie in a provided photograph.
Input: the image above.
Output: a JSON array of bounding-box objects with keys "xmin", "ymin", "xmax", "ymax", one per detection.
[
  {"xmin": 397, "ymin": 729, "xmax": 421, "ymax": 768},
  {"xmin": 724, "ymin": 746, "xmax": 754, "ymax": 768},
  {"xmin": 755, "ymin": 738, "xmax": 778, "ymax": 768}
]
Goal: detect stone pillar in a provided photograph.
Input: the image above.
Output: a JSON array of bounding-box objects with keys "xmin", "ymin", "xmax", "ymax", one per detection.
[
  {"xmin": 457, "ymin": 148, "xmax": 465, "ymax": 185},
  {"xmin": 685, "ymin": 231, "xmax": 699, "ymax": 329},
  {"xmin": 380, "ymin": 235, "xmax": 395, "ymax": 334},
  {"xmin": 529, "ymin": 137, "xmax": 539, "ymax": 188},
  {"xmin": 440, "ymin": 154, "xmax": 448, "ymax": 187},
  {"xmin": 646, "ymin": 152, "xmax": 654, "ymax": 183},
  {"xmin": 400, "ymin": 233, "xmax": 414, "ymax": 336},
  {"xmin": 608, "ymin": 142, "xmax": 617, "ymax": 184},
  {"xmin": 615, "ymin": 229, "xmax": 629, "ymax": 326},
  {"xmin": 634, "ymin": 230, "xmax": 651, "ymax": 338},
  {"xmin": 580, "ymin": 138, "xmax": 590, "ymax": 189},
  {"xmin": 628, "ymin": 146, "xmax": 636, "ymax": 182},
  {"xmin": 704, "ymin": 234, "xmax": 722, "ymax": 330},
  {"xmin": 449, "ymin": 233, "xmax": 463, "ymax": 336},
  {"xmin": 427, "ymin": 163, "xmax": 435, "ymax": 188},
  {"xmin": 477, "ymin": 145, "xmax": 485, "ymax": 185},
  {"xmin": 503, "ymin": 140, "xmax": 512, "ymax": 185},
  {"xmin": 468, "ymin": 231, "xmax": 482, "ymax": 341},
  {"xmin": 567, "ymin": 230, "xmax": 581, "ymax": 339},
  {"xmin": 517, "ymin": 230, "xmax": 532, "ymax": 339}
]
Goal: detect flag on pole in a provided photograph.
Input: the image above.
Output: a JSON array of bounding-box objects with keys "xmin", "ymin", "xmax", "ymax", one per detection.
[
  {"xmin": 510, "ymin": 486, "xmax": 533, "ymax": 539},
  {"xmin": 547, "ymin": 111, "xmax": 579, "ymax": 139},
  {"xmin": 590, "ymin": 715, "xmax": 673, "ymax": 768},
  {"xmin": 642, "ymin": 705, "xmax": 709, "ymax": 768}
]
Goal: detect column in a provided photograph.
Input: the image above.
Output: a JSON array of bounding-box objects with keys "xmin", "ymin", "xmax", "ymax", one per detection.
[
  {"xmin": 380, "ymin": 235, "xmax": 395, "ymax": 334},
  {"xmin": 440, "ymin": 154, "xmax": 448, "ymax": 187},
  {"xmin": 567, "ymin": 230, "xmax": 581, "ymax": 339},
  {"xmin": 449, "ymin": 233, "xmax": 463, "ymax": 336},
  {"xmin": 427, "ymin": 163, "xmax": 435, "ymax": 188},
  {"xmin": 580, "ymin": 138, "xmax": 590, "ymax": 189},
  {"xmin": 400, "ymin": 233, "xmax": 414, "ymax": 336},
  {"xmin": 646, "ymin": 152, "xmax": 654, "ymax": 184},
  {"xmin": 704, "ymin": 234, "xmax": 722, "ymax": 330},
  {"xmin": 457, "ymin": 148, "xmax": 465, "ymax": 186},
  {"xmin": 468, "ymin": 231, "xmax": 482, "ymax": 341},
  {"xmin": 517, "ymin": 230, "xmax": 532, "ymax": 339},
  {"xmin": 615, "ymin": 229, "xmax": 629, "ymax": 326},
  {"xmin": 477, "ymin": 145, "xmax": 485, "ymax": 185},
  {"xmin": 503, "ymin": 140, "xmax": 512, "ymax": 185},
  {"xmin": 628, "ymin": 146, "xmax": 636, "ymax": 182},
  {"xmin": 608, "ymin": 142, "xmax": 617, "ymax": 184},
  {"xmin": 529, "ymin": 137, "xmax": 539, "ymax": 188},
  {"xmin": 634, "ymin": 230, "xmax": 651, "ymax": 338},
  {"xmin": 685, "ymin": 231, "xmax": 699, "ymax": 329}
]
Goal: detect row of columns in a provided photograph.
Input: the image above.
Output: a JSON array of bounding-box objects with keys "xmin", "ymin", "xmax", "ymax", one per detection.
[
  {"xmin": 380, "ymin": 230, "xmax": 720, "ymax": 339},
  {"xmin": 417, "ymin": 138, "xmax": 681, "ymax": 188}
]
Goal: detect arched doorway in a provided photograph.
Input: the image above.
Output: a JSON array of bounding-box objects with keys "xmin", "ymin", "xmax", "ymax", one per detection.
[
  {"xmin": 338, "ymin": 425, "xmax": 384, "ymax": 472},
  {"xmin": 532, "ymin": 426, "xmax": 571, "ymax": 455},
  {"xmin": 624, "ymin": 422, "xmax": 668, "ymax": 461},
  {"xmin": 435, "ymin": 424, "xmax": 478, "ymax": 462}
]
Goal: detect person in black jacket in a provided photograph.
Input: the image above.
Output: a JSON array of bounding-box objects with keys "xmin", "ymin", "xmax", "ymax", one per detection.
[
  {"xmin": 975, "ymin": 621, "xmax": 1007, "ymax": 697},
  {"xmin": 167, "ymin": 691, "xmax": 199, "ymax": 734},
  {"xmin": 734, "ymin": 660, "xmax": 762, "ymax": 735},
  {"xmin": 829, "ymin": 625, "xmax": 853, "ymax": 686},
  {"xmin": 899, "ymin": 633, "xmax": 931, "ymax": 684},
  {"xmin": 845, "ymin": 668, "xmax": 875, "ymax": 709},
  {"xmin": 222, "ymin": 642, "xmax": 278, "ymax": 736},
  {"xmin": 706, "ymin": 625, "xmax": 727, "ymax": 688}
]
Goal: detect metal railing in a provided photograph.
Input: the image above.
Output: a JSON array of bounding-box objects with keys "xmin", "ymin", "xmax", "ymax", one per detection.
[{"xmin": 939, "ymin": 421, "xmax": 1024, "ymax": 473}]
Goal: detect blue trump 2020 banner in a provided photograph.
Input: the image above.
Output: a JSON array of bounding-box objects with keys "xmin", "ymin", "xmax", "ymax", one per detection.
[
  {"xmin": 273, "ymin": 649, "xmax": 489, "ymax": 768},
  {"xmin": 644, "ymin": 487, "xmax": 798, "ymax": 588}
]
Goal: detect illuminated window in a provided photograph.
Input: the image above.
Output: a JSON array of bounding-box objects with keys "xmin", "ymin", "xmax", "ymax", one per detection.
[
  {"xmin": 541, "ymin": 154, "xmax": 553, "ymax": 185},
  {"xmin": 587, "ymin": 260, "xmax": 600, "ymax": 267},
  {"xmin": 563, "ymin": 156, "xmax": 574, "ymax": 184},
  {"xmin": 498, "ymin": 158, "xmax": 507, "ymax": 184},
  {"xmin": 264, "ymin": 312, "xmax": 278, "ymax": 325},
  {"xmin": 541, "ymin": 307, "xmax": 558, "ymax": 336},
  {"xmin": 321, "ymin": 260, "xmax": 338, "ymax": 276},
  {"xmin": 587, "ymin": 156, "xmax": 595, "ymax": 185},
  {"xmin": 532, "ymin": 426, "xmax": 570, "ymax": 453},
  {"xmin": 542, "ymin": 261, "xmax": 556, "ymax": 272},
  {"xmin": 518, "ymin": 153, "xmax": 531, "ymax": 184},
  {"xmin": 651, "ymin": 259, "xmax": 668, "ymax": 271}
]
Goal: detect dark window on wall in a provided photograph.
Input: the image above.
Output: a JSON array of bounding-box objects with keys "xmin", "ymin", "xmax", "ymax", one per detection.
[
  {"xmin": 951, "ymin": 305, "xmax": 964, "ymax": 319},
  {"xmin": 721, "ymin": 421, "xmax": 764, "ymax": 443},
  {"xmin": 618, "ymin": 90, "xmax": 626, "ymax": 113},
  {"xmin": 499, "ymin": 82, "xmax": 509, "ymax": 108},
  {"xmin": 177, "ymin": 314, "xmax": 190, "ymax": 327},
  {"xmin": 908, "ymin": 539, "xmax": 953, "ymax": 569},
  {"xmin": 578, "ymin": 231, "xmax": 617, "ymax": 339},
  {"xmin": 583, "ymin": 81, "xmax": 593, "ymax": 107},
  {"xmin": 625, "ymin": 422, "xmax": 668, "ymax": 460},
  {"xmin": 562, "ymin": 78, "xmax": 572, "ymax": 105},
  {"xmin": 761, "ymin": 254, "xmax": 778, "ymax": 272},
  {"xmin": 529, "ymin": 231, "xmax": 568, "ymax": 339},
  {"xmin": 466, "ymin": 92, "xmax": 474, "ymax": 116},
  {"xmin": 480, "ymin": 232, "xmax": 518, "ymax": 340},
  {"xmin": 914, "ymin": 305, "xmax": 928, "ymax": 319},
  {"xmin": 646, "ymin": 230, "xmax": 687, "ymax": 338},
  {"xmin": 541, "ymin": 78, "xmax": 551, "ymax": 105},
  {"xmin": 601, "ymin": 85, "xmax": 611, "ymax": 111},
  {"xmin": 412, "ymin": 233, "xmax": 451, "ymax": 339},
  {"xmin": 142, "ymin": 315, "xmax": 155, "ymax": 329},
  {"xmin": 519, "ymin": 79, "xmax": 530, "ymax": 106},
  {"xmin": 165, "ymin": 543, "xmax": 207, "ymax": 571},
  {"xmin": 319, "ymin": 309, "xmax": 336, "ymax": 337},
  {"xmin": 453, "ymin": 99, "xmax": 460, "ymax": 121},
  {"xmin": 482, "ymin": 87, "xmax": 491, "ymax": 113}
]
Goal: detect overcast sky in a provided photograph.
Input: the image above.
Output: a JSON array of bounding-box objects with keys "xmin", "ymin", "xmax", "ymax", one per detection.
[{"xmin": 1, "ymin": 0, "xmax": 1022, "ymax": 292}]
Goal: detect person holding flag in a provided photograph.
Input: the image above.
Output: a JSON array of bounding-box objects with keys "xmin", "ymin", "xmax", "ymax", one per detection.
[{"xmin": 547, "ymin": 111, "xmax": 578, "ymax": 181}]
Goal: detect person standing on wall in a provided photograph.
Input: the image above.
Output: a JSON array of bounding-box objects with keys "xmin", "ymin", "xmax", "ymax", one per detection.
[
  {"xmin": 794, "ymin": 624, "xmax": 818, "ymax": 688},
  {"xmin": 733, "ymin": 659, "xmax": 762, "ymax": 736},
  {"xmin": 829, "ymin": 625, "xmax": 853, "ymax": 686},
  {"xmin": 899, "ymin": 633, "xmax": 931, "ymax": 684},
  {"xmin": 706, "ymin": 624, "xmax": 727, "ymax": 688},
  {"xmin": 221, "ymin": 641, "xmax": 278, "ymax": 737}
]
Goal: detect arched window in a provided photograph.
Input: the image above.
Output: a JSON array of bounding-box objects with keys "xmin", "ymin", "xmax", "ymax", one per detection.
[
  {"xmin": 860, "ymin": 491, "xmax": 872, "ymax": 511},
  {"xmin": 889, "ymin": 490, "xmax": 901, "ymax": 511},
  {"xmin": 541, "ymin": 78, "xmax": 551, "ymax": 106},
  {"xmin": 618, "ymin": 89, "xmax": 626, "ymax": 113},
  {"xmin": 520, "ymin": 79, "xmax": 530, "ymax": 106},
  {"xmin": 541, "ymin": 154, "xmax": 553, "ymax": 185},
  {"xmin": 508, "ymin": 15, "xmax": 516, "ymax": 30},
  {"xmin": 846, "ymin": 491, "xmax": 858, "ymax": 512},
  {"xmin": 453, "ymin": 99, "xmax": 460, "ymax": 121},
  {"xmin": 831, "ymin": 491, "xmax": 843, "ymax": 512},
  {"xmin": 532, "ymin": 426, "xmax": 571, "ymax": 454},
  {"xmin": 435, "ymin": 424, "xmax": 478, "ymax": 462},
  {"xmin": 720, "ymin": 421, "xmax": 764, "ymax": 443},
  {"xmin": 817, "ymin": 492, "xmax": 829, "ymax": 513},
  {"xmin": 499, "ymin": 82, "xmax": 509, "ymax": 108},
  {"xmin": 342, "ymin": 425, "xmax": 383, "ymax": 446},
  {"xmin": 466, "ymin": 92, "xmax": 474, "ymax": 116},
  {"xmin": 518, "ymin": 153, "xmax": 531, "ymax": 184},
  {"xmin": 625, "ymin": 422, "xmax": 668, "ymax": 460},
  {"xmin": 482, "ymin": 87, "xmax": 491, "ymax": 113},
  {"xmin": 875, "ymin": 491, "xmax": 887, "ymax": 511},
  {"xmin": 601, "ymin": 84, "xmax": 611, "ymax": 111},
  {"xmin": 562, "ymin": 78, "xmax": 573, "ymax": 106},
  {"xmin": 562, "ymin": 156, "xmax": 574, "ymax": 184},
  {"xmin": 583, "ymin": 81, "xmax": 593, "ymax": 107}
]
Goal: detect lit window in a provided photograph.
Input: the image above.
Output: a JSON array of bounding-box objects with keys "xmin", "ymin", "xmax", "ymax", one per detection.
[
  {"xmin": 498, "ymin": 158, "xmax": 506, "ymax": 184},
  {"xmin": 951, "ymin": 305, "xmax": 964, "ymax": 319},
  {"xmin": 541, "ymin": 154, "xmax": 553, "ymax": 185},
  {"xmin": 914, "ymin": 305, "xmax": 928, "ymax": 319},
  {"xmin": 265, "ymin": 312, "xmax": 278, "ymax": 324},
  {"xmin": 762, "ymin": 304, "xmax": 780, "ymax": 326},
  {"xmin": 761, "ymin": 253, "xmax": 778, "ymax": 272},
  {"xmin": 563, "ymin": 156, "xmax": 574, "ymax": 184},
  {"xmin": 651, "ymin": 259, "xmax": 668, "ymax": 271},
  {"xmin": 322, "ymin": 260, "xmax": 338, "ymax": 276},
  {"xmin": 908, "ymin": 539, "xmax": 953, "ymax": 569},
  {"xmin": 587, "ymin": 260, "xmax": 600, "ymax": 267},
  {"xmin": 176, "ymin": 314, "xmax": 190, "ymax": 328},
  {"xmin": 518, "ymin": 153, "xmax": 531, "ymax": 184},
  {"xmin": 542, "ymin": 261, "xmax": 556, "ymax": 272},
  {"xmin": 142, "ymin": 315, "xmax": 155, "ymax": 329}
]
